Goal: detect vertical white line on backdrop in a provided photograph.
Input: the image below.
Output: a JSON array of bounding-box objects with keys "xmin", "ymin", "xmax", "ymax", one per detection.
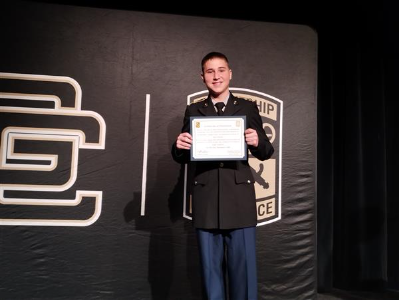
[{"xmin": 141, "ymin": 94, "xmax": 150, "ymax": 216}]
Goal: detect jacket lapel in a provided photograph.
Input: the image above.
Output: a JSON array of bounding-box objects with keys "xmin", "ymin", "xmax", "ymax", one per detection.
[
  {"xmin": 197, "ymin": 94, "xmax": 244, "ymax": 116},
  {"xmin": 224, "ymin": 94, "xmax": 244, "ymax": 116},
  {"xmin": 198, "ymin": 97, "xmax": 217, "ymax": 116}
]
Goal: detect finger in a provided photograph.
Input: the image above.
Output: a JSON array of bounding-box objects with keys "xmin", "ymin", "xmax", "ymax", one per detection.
[
  {"xmin": 178, "ymin": 145, "xmax": 191, "ymax": 150},
  {"xmin": 180, "ymin": 136, "xmax": 192, "ymax": 144},
  {"xmin": 181, "ymin": 132, "xmax": 193, "ymax": 140},
  {"xmin": 245, "ymin": 128, "xmax": 254, "ymax": 134},
  {"xmin": 177, "ymin": 141, "xmax": 191, "ymax": 150},
  {"xmin": 246, "ymin": 136, "xmax": 257, "ymax": 145},
  {"xmin": 245, "ymin": 133, "xmax": 255, "ymax": 140}
]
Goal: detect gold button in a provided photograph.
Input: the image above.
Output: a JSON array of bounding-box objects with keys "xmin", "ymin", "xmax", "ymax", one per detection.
[{"xmin": 220, "ymin": 162, "xmax": 224, "ymax": 168}]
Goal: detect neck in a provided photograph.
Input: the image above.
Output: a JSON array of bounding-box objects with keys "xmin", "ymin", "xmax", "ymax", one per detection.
[{"xmin": 210, "ymin": 89, "xmax": 230, "ymax": 102}]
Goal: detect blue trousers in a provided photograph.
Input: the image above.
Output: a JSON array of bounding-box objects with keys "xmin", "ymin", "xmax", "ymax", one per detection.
[{"xmin": 196, "ymin": 227, "xmax": 257, "ymax": 300}]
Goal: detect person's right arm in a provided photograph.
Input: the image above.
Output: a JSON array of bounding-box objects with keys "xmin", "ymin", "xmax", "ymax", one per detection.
[{"xmin": 171, "ymin": 106, "xmax": 192, "ymax": 164}]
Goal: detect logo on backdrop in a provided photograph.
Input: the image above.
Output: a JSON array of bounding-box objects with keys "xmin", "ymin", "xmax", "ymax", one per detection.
[
  {"xmin": 184, "ymin": 88, "xmax": 282, "ymax": 226},
  {"xmin": 0, "ymin": 73, "xmax": 106, "ymax": 226}
]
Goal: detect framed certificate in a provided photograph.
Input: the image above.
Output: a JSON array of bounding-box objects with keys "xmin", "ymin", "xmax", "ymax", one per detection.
[{"xmin": 190, "ymin": 116, "xmax": 247, "ymax": 161}]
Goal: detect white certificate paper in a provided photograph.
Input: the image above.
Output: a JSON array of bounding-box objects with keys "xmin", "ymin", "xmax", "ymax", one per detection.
[{"xmin": 190, "ymin": 116, "xmax": 247, "ymax": 161}]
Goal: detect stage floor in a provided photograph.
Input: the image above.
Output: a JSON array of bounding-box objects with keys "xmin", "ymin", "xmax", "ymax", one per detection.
[{"xmin": 318, "ymin": 289, "xmax": 399, "ymax": 300}]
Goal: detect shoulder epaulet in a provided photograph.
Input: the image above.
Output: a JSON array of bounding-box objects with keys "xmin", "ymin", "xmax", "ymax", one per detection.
[
  {"xmin": 231, "ymin": 94, "xmax": 255, "ymax": 102},
  {"xmin": 241, "ymin": 97, "xmax": 256, "ymax": 102},
  {"xmin": 190, "ymin": 97, "xmax": 207, "ymax": 105}
]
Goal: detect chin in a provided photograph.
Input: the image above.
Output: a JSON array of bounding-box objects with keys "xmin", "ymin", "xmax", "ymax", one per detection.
[{"xmin": 210, "ymin": 88, "xmax": 226, "ymax": 95}]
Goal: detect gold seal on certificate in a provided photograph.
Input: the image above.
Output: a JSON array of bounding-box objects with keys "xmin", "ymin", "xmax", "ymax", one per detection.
[{"xmin": 190, "ymin": 116, "xmax": 247, "ymax": 161}]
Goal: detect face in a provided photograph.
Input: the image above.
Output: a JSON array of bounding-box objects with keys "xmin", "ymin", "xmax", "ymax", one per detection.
[{"xmin": 201, "ymin": 57, "xmax": 232, "ymax": 98}]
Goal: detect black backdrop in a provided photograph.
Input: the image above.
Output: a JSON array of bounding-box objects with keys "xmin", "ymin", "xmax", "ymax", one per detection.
[{"xmin": 0, "ymin": 1, "xmax": 317, "ymax": 299}]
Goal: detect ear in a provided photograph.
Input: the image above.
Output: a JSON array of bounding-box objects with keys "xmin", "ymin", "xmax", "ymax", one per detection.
[
  {"xmin": 229, "ymin": 69, "xmax": 232, "ymax": 80},
  {"xmin": 201, "ymin": 73, "xmax": 205, "ymax": 82}
]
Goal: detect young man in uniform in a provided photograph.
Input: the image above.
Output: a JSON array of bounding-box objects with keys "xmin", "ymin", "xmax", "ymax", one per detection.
[{"xmin": 172, "ymin": 52, "xmax": 274, "ymax": 300}]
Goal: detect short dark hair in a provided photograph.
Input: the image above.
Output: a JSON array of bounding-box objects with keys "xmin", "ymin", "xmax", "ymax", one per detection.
[{"xmin": 201, "ymin": 52, "xmax": 229, "ymax": 73}]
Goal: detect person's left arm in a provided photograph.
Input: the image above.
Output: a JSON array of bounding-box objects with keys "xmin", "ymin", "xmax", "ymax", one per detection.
[{"xmin": 245, "ymin": 101, "xmax": 274, "ymax": 161}]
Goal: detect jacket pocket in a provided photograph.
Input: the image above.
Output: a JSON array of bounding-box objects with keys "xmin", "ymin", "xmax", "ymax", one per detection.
[
  {"xmin": 234, "ymin": 169, "xmax": 254, "ymax": 184},
  {"xmin": 193, "ymin": 171, "xmax": 209, "ymax": 186}
]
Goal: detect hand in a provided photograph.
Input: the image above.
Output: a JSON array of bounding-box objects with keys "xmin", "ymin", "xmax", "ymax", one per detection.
[
  {"xmin": 176, "ymin": 132, "xmax": 192, "ymax": 150},
  {"xmin": 245, "ymin": 128, "xmax": 258, "ymax": 147}
]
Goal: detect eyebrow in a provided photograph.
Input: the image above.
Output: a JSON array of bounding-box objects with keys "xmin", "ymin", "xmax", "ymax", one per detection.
[{"xmin": 205, "ymin": 67, "xmax": 227, "ymax": 72}]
